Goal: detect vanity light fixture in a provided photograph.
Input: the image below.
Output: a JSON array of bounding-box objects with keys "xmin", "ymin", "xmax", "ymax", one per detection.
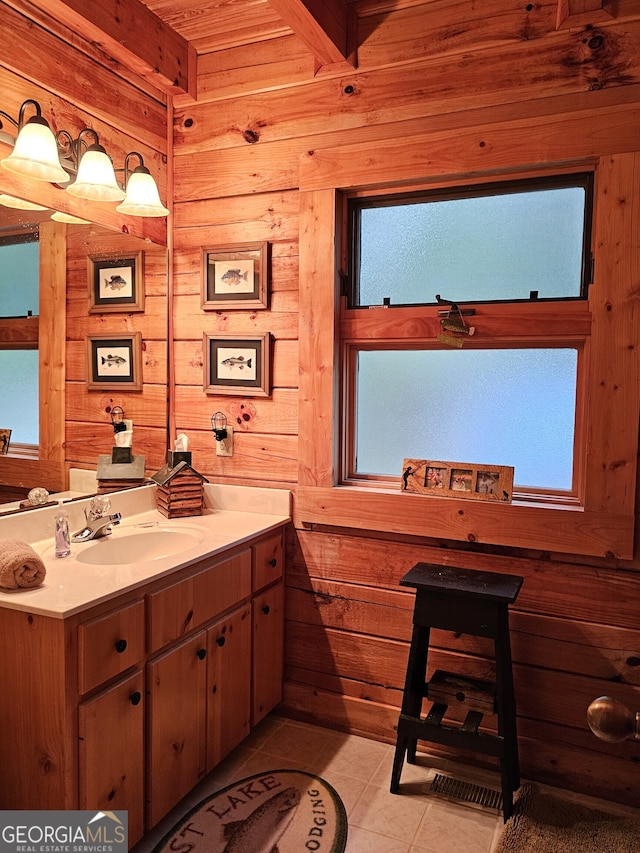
[
  {"xmin": 0, "ymin": 99, "xmax": 69, "ymax": 184},
  {"xmin": 59, "ymin": 128, "xmax": 125, "ymax": 202},
  {"xmin": 116, "ymin": 152, "xmax": 169, "ymax": 218},
  {"xmin": 0, "ymin": 99, "xmax": 168, "ymax": 217}
]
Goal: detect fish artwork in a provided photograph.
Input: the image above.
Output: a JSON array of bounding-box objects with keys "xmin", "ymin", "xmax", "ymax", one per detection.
[
  {"xmin": 221, "ymin": 355, "xmax": 252, "ymax": 370},
  {"xmin": 101, "ymin": 354, "xmax": 127, "ymax": 367},
  {"xmin": 104, "ymin": 274, "xmax": 128, "ymax": 290},
  {"xmin": 221, "ymin": 786, "xmax": 301, "ymax": 853},
  {"xmin": 221, "ymin": 268, "xmax": 249, "ymax": 286}
]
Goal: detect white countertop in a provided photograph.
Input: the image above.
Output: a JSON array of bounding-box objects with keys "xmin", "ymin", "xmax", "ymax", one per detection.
[{"xmin": 0, "ymin": 483, "xmax": 290, "ymax": 618}]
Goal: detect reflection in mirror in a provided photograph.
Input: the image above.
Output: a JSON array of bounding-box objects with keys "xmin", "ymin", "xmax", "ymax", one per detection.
[{"xmin": 0, "ymin": 189, "xmax": 169, "ymax": 514}]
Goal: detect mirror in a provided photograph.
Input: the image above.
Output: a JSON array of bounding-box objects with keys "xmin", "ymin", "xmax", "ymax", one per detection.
[{"xmin": 0, "ymin": 185, "xmax": 169, "ymax": 514}]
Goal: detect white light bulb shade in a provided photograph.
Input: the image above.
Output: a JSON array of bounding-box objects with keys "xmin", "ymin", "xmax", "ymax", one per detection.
[
  {"xmin": 116, "ymin": 169, "xmax": 169, "ymax": 217},
  {"xmin": 66, "ymin": 146, "xmax": 125, "ymax": 202},
  {"xmin": 0, "ymin": 193, "xmax": 47, "ymax": 210},
  {"xmin": 51, "ymin": 210, "xmax": 91, "ymax": 224},
  {"xmin": 0, "ymin": 118, "xmax": 69, "ymax": 184}
]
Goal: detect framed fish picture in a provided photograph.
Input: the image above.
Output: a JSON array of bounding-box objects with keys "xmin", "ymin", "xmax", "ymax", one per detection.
[
  {"xmin": 204, "ymin": 333, "xmax": 271, "ymax": 397},
  {"xmin": 201, "ymin": 242, "xmax": 269, "ymax": 310},
  {"xmin": 86, "ymin": 332, "xmax": 143, "ymax": 391},
  {"xmin": 88, "ymin": 251, "xmax": 144, "ymax": 313}
]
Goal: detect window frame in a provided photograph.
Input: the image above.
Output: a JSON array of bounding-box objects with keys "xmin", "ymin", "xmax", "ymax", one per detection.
[
  {"xmin": 347, "ymin": 172, "xmax": 594, "ymax": 309},
  {"xmin": 341, "ymin": 337, "xmax": 587, "ymax": 504},
  {"xmin": 297, "ymin": 150, "xmax": 640, "ymax": 560}
]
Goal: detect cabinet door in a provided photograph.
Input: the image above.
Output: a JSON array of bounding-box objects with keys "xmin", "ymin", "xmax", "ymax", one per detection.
[
  {"xmin": 206, "ymin": 604, "xmax": 251, "ymax": 771},
  {"xmin": 146, "ymin": 631, "xmax": 207, "ymax": 829},
  {"xmin": 252, "ymin": 581, "xmax": 284, "ymax": 726},
  {"xmin": 78, "ymin": 669, "xmax": 144, "ymax": 846},
  {"xmin": 253, "ymin": 532, "xmax": 283, "ymax": 592}
]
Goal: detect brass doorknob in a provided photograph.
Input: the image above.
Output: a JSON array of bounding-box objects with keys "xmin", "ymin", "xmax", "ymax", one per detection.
[{"xmin": 587, "ymin": 696, "xmax": 639, "ymax": 743}]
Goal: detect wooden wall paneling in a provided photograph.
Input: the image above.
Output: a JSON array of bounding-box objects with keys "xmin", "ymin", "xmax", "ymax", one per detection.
[
  {"xmin": 173, "ymin": 387, "xmax": 298, "ymax": 435},
  {"xmin": 173, "ymin": 191, "xmax": 300, "ymax": 238},
  {"xmin": 24, "ymin": 0, "xmax": 195, "ymax": 96},
  {"xmin": 0, "ymin": 6, "xmax": 167, "ymax": 152},
  {"xmin": 585, "ymin": 152, "xmax": 640, "ymax": 514},
  {"xmin": 285, "ymin": 580, "xmax": 640, "ymax": 685},
  {"xmin": 288, "ymin": 530, "xmax": 640, "ymax": 630},
  {"xmin": 65, "ymin": 384, "xmax": 168, "ymax": 428},
  {"xmin": 175, "ymin": 429, "xmax": 298, "ymax": 483},
  {"xmin": 64, "ymin": 423, "xmax": 167, "ymax": 472},
  {"xmin": 185, "ymin": 19, "xmax": 640, "ymax": 149}
]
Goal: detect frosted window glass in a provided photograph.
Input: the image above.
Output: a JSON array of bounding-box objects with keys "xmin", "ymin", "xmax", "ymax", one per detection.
[
  {"xmin": 355, "ymin": 348, "xmax": 577, "ymax": 490},
  {"xmin": 0, "ymin": 240, "xmax": 39, "ymax": 317},
  {"xmin": 357, "ymin": 186, "xmax": 587, "ymax": 305},
  {"xmin": 0, "ymin": 350, "xmax": 39, "ymax": 444}
]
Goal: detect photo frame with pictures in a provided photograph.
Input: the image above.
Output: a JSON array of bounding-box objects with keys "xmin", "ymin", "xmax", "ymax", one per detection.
[
  {"xmin": 401, "ymin": 458, "xmax": 514, "ymax": 503},
  {"xmin": 86, "ymin": 332, "xmax": 143, "ymax": 391},
  {"xmin": 88, "ymin": 252, "xmax": 144, "ymax": 313},
  {"xmin": 201, "ymin": 242, "xmax": 268, "ymax": 310},
  {"xmin": 204, "ymin": 333, "xmax": 271, "ymax": 397}
]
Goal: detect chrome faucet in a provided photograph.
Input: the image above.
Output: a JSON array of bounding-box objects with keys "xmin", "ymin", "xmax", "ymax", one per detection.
[{"xmin": 71, "ymin": 496, "xmax": 122, "ymax": 542}]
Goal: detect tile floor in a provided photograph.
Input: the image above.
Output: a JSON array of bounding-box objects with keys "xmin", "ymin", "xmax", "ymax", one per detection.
[{"xmin": 133, "ymin": 714, "xmax": 639, "ymax": 853}]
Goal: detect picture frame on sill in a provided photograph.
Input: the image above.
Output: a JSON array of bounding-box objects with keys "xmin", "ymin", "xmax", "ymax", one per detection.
[
  {"xmin": 204, "ymin": 333, "xmax": 271, "ymax": 397},
  {"xmin": 88, "ymin": 251, "xmax": 144, "ymax": 313},
  {"xmin": 401, "ymin": 458, "xmax": 514, "ymax": 503},
  {"xmin": 86, "ymin": 332, "xmax": 143, "ymax": 391},
  {"xmin": 201, "ymin": 242, "xmax": 268, "ymax": 310}
]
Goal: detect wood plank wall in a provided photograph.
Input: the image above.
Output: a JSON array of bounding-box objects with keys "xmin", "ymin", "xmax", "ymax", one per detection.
[{"xmin": 172, "ymin": 0, "xmax": 640, "ymax": 806}]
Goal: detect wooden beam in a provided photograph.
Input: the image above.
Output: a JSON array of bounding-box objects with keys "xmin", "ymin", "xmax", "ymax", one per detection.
[
  {"xmin": 268, "ymin": 0, "xmax": 356, "ymax": 68},
  {"xmin": 24, "ymin": 0, "xmax": 195, "ymax": 97}
]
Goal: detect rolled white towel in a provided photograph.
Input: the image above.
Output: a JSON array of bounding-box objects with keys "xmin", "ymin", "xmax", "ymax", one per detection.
[{"xmin": 0, "ymin": 539, "xmax": 46, "ymax": 589}]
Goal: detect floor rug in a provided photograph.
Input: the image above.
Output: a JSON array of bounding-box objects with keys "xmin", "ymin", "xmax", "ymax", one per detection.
[
  {"xmin": 494, "ymin": 783, "xmax": 640, "ymax": 853},
  {"xmin": 152, "ymin": 769, "xmax": 348, "ymax": 853}
]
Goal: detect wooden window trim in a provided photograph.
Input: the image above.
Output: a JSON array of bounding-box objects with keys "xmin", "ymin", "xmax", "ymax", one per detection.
[{"xmin": 297, "ymin": 150, "xmax": 640, "ymax": 560}]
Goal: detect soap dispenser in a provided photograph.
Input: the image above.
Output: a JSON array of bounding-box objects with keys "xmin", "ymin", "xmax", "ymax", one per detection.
[{"xmin": 54, "ymin": 500, "xmax": 71, "ymax": 558}]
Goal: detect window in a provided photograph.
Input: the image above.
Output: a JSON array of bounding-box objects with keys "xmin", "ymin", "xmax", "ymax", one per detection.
[
  {"xmin": 0, "ymin": 232, "xmax": 39, "ymax": 449},
  {"xmin": 297, "ymin": 150, "xmax": 639, "ymax": 559},
  {"xmin": 344, "ymin": 176, "xmax": 592, "ymax": 499}
]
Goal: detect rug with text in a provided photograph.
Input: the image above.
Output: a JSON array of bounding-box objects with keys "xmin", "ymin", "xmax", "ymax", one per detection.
[{"xmin": 152, "ymin": 769, "xmax": 348, "ymax": 853}]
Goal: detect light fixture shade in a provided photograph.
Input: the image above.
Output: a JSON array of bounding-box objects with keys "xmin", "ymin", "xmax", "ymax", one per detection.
[
  {"xmin": 0, "ymin": 193, "xmax": 48, "ymax": 210},
  {"xmin": 51, "ymin": 210, "xmax": 91, "ymax": 224},
  {"xmin": 116, "ymin": 167, "xmax": 169, "ymax": 217},
  {"xmin": 66, "ymin": 144, "xmax": 125, "ymax": 202},
  {"xmin": 1, "ymin": 117, "xmax": 69, "ymax": 183}
]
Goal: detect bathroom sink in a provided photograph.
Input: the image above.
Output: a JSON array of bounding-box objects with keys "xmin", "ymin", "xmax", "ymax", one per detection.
[{"xmin": 74, "ymin": 523, "xmax": 206, "ymax": 566}]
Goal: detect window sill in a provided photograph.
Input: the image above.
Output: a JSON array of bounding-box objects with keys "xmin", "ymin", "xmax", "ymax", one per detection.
[{"xmin": 296, "ymin": 484, "xmax": 633, "ymax": 560}]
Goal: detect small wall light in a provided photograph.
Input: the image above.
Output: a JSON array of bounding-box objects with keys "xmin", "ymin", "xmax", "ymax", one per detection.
[
  {"xmin": 211, "ymin": 411, "xmax": 228, "ymax": 441},
  {"xmin": 110, "ymin": 405, "xmax": 127, "ymax": 433},
  {"xmin": 60, "ymin": 128, "xmax": 125, "ymax": 202}
]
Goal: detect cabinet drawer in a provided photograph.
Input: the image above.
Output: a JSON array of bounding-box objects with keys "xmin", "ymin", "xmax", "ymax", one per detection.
[
  {"xmin": 253, "ymin": 532, "xmax": 283, "ymax": 591},
  {"xmin": 147, "ymin": 549, "xmax": 251, "ymax": 653},
  {"xmin": 78, "ymin": 600, "xmax": 145, "ymax": 694}
]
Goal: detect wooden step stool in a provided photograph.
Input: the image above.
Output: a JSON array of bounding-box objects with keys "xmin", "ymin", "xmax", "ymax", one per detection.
[{"xmin": 390, "ymin": 562, "xmax": 523, "ymax": 821}]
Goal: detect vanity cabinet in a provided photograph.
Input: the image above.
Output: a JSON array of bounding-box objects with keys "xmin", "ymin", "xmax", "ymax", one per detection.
[{"xmin": 0, "ymin": 525, "xmax": 285, "ymax": 850}]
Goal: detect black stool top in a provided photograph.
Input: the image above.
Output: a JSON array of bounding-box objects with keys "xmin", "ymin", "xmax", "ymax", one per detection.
[{"xmin": 400, "ymin": 563, "xmax": 523, "ymax": 605}]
